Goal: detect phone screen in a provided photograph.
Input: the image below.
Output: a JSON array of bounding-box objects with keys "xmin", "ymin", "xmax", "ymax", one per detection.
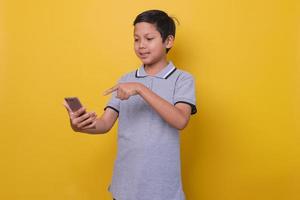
[
  {"xmin": 64, "ymin": 97, "xmax": 83, "ymax": 112},
  {"xmin": 64, "ymin": 97, "xmax": 94, "ymax": 127}
]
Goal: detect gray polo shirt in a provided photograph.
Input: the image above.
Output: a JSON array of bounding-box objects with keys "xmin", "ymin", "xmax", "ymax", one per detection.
[{"xmin": 104, "ymin": 61, "xmax": 197, "ymax": 200}]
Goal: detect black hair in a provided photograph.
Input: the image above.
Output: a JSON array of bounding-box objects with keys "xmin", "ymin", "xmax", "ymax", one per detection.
[{"xmin": 133, "ymin": 10, "xmax": 178, "ymax": 53}]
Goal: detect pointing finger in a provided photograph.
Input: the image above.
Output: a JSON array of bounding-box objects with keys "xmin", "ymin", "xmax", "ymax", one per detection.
[{"xmin": 103, "ymin": 85, "xmax": 119, "ymax": 96}]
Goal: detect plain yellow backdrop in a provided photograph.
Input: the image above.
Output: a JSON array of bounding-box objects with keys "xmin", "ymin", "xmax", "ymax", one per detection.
[{"xmin": 1, "ymin": 0, "xmax": 299, "ymax": 200}]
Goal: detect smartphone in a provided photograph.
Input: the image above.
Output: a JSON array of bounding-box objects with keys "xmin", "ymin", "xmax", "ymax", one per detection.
[
  {"xmin": 64, "ymin": 97, "xmax": 95, "ymax": 128},
  {"xmin": 64, "ymin": 97, "xmax": 85, "ymax": 113}
]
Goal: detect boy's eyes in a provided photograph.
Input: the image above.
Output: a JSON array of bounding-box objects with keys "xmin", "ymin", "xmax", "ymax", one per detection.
[{"xmin": 134, "ymin": 38, "xmax": 154, "ymax": 41}]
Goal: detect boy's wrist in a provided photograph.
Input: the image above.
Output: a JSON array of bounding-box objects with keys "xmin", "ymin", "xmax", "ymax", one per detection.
[{"xmin": 136, "ymin": 83, "xmax": 146, "ymax": 95}]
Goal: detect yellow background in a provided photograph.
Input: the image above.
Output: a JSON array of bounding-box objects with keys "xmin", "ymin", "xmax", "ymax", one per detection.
[{"xmin": 1, "ymin": 0, "xmax": 299, "ymax": 199}]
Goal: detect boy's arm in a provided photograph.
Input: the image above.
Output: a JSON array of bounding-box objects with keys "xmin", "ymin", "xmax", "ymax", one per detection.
[
  {"xmin": 80, "ymin": 108, "xmax": 118, "ymax": 134},
  {"xmin": 137, "ymin": 84, "xmax": 191, "ymax": 130},
  {"xmin": 104, "ymin": 83, "xmax": 192, "ymax": 130},
  {"xmin": 63, "ymin": 101, "xmax": 118, "ymax": 134}
]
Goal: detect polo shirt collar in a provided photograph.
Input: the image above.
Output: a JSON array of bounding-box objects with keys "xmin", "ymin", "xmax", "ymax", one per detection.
[{"xmin": 135, "ymin": 61, "xmax": 177, "ymax": 79}]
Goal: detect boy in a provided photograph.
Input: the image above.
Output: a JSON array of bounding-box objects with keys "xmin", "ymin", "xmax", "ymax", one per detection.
[{"xmin": 64, "ymin": 10, "xmax": 197, "ymax": 200}]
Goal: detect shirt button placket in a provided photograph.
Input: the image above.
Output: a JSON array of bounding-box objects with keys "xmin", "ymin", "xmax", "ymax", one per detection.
[{"xmin": 144, "ymin": 77, "xmax": 153, "ymax": 141}]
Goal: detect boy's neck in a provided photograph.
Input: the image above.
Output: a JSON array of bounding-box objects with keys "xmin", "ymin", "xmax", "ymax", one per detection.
[{"xmin": 144, "ymin": 59, "xmax": 169, "ymax": 76}]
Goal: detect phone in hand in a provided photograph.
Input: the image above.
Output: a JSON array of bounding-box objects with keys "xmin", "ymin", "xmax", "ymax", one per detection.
[
  {"xmin": 64, "ymin": 97, "xmax": 95, "ymax": 128},
  {"xmin": 64, "ymin": 97, "xmax": 86, "ymax": 115}
]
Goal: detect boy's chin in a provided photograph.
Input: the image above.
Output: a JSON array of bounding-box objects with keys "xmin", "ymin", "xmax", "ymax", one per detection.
[
  {"xmin": 140, "ymin": 59, "xmax": 153, "ymax": 65},
  {"xmin": 139, "ymin": 56, "xmax": 166, "ymax": 66},
  {"xmin": 139, "ymin": 57, "xmax": 160, "ymax": 65}
]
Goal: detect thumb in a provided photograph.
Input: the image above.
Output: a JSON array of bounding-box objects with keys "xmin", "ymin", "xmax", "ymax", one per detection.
[{"xmin": 63, "ymin": 100, "xmax": 73, "ymax": 115}]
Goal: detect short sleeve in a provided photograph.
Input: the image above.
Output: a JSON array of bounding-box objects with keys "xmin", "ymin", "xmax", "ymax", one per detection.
[
  {"xmin": 173, "ymin": 72, "xmax": 197, "ymax": 115},
  {"xmin": 104, "ymin": 75, "xmax": 127, "ymax": 114}
]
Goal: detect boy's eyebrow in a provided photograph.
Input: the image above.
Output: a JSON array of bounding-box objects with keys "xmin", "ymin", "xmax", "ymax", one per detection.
[{"xmin": 134, "ymin": 33, "xmax": 156, "ymax": 37}]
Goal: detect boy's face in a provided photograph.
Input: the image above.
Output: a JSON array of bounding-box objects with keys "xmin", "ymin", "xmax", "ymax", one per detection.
[{"xmin": 134, "ymin": 22, "xmax": 173, "ymax": 66}]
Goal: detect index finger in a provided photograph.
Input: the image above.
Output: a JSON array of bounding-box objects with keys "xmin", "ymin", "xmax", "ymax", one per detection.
[
  {"xmin": 73, "ymin": 107, "xmax": 86, "ymax": 117},
  {"xmin": 103, "ymin": 85, "xmax": 119, "ymax": 96}
]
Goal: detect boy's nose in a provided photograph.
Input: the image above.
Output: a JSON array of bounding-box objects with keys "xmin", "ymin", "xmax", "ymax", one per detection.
[{"xmin": 139, "ymin": 40, "xmax": 146, "ymax": 48}]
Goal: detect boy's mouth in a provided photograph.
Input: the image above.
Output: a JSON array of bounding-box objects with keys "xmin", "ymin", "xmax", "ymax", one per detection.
[{"xmin": 139, "ymin": 52, "xmax": 150, "ymax": 58}]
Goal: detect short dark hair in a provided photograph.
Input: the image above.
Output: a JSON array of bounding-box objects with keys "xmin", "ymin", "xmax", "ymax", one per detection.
[{"xmin": 133, "ymin": 10, "xmax": 177, "ymax": 53}]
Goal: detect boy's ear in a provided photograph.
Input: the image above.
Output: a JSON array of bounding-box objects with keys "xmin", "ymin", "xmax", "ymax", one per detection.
[{"xmin": 165, "ymin": 35, "xmax": 174, "ymax": 49}]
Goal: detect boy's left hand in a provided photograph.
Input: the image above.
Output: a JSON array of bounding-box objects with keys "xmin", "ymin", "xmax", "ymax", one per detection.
[{"xmin": 103, "ymin": 82, "xmax": 143, "ymax": 100}]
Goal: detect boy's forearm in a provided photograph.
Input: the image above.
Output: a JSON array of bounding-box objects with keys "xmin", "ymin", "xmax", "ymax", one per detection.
[
  {"xmin": 73, "ymin": 118, "xmax": 109, "ymax": 134},
  {"xmin": 137, "ymin": 84, "xmax": 188, "ymax": 130}
]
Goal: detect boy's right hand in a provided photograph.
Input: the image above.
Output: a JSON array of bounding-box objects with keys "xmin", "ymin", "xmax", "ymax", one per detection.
[{"xmin": 63, "ymin": 100, "xmax": 97, "ymax": 131}]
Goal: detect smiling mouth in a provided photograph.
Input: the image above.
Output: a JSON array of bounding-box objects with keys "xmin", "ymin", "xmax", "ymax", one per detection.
[{"xmin": 139, "ymin": 52, "xmax": 150, "ymax": 58}]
